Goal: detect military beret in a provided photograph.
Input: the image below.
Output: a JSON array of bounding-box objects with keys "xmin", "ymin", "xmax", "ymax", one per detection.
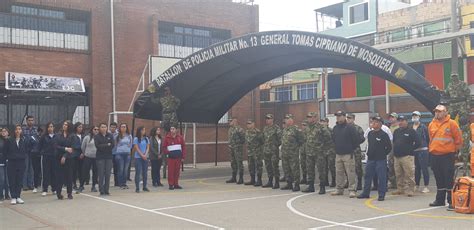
[{"xmin": 265, "ymin": 114, "xmax": 274, "ymax": 119}]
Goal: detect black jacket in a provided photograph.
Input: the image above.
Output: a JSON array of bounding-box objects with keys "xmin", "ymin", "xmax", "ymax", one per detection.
[
  {"xmin": 0, "ymin": 137, "xmax": 6, "ymax": 164},
  {"xmin": 366, "ymin": 129, "xmax": 392, "ymax": 161},
  {"xmin": 393, "ymin": 127, "xmax": 421, "ymax": 157},
  {"xmin": 39, "ymin": 134, "xmax": 56, "ymax": 156},
  {"xmin": 54, "ymin": 133, "xmax": 74, "ymax": 159},
  {"xmin": 94, "ymin": 133, "xmax": 115, "ymax": 160},
  {"xmin": 5, "ymin": 136, "xmax": 28, "ymax": 160},
  {"xmin": 332, "ymin": 122, "xmax": 365, "ymax": 155}
]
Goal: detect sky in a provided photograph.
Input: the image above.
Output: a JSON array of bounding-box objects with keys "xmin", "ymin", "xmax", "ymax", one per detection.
[{"xmin": 254, "ymin": 0, "xmax": 424, "ymax": 32}]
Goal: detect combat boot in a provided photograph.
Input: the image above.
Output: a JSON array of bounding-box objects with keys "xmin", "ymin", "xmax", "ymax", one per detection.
[
  {"xmin": 300, "ymin": 174, "xmax": 307, "ymax": 185},
  {"xmin": 254, "ymin": 174, "xmax": 262, "ymax": 187},
  {"xmin": 280, "ymin": 180, "xmax": 293, "ymax": 190},
  {"xmin": 272, "ymin": 179, "xmax": 280, "ymax": 189},
  {"xmin": 302, "ymin": 182, "xmax": 315, "ymax": 193},
  {"xmin": 226, "ymin": 173, "xmax": 237, "ymax": 183},
  {"xmin": 357, "ymin": 176, "xmax": 363, "ymax": 191},
  {"xmin": 292, "ymin": 182, "xmax": 300, "ymax": 192},
  {"xmin": 262, "ymin": 177, "xmax": 273, "ymax": 188},
  {"xmin": 318, "ymin": 185, "xmax": 326, "ymax": 195},
  {"xmin": 244, "ymin": 174, "xmax": 255, "ymax": 186},
  {"xmin": 330, "ymin": 177, "xmax": 336, "ymax": 188},
  {"xmin": 237, "ymin": 173, "xmax": 244, "ymax": 184}
]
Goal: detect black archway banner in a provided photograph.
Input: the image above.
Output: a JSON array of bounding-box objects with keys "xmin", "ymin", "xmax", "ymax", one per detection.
[{"xmin": 134, "ymin": 31, "xmax": 441, "ymax": 123}]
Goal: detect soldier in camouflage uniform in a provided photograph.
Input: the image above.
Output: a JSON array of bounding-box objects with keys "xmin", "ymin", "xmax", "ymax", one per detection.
[
  {"xmin": 302, "ymin": 112, "xmax": 332, "ymax": 194},
  {"xmin": 262, "ymin": 114, "xmax": 282, "ymax": 189},
  {"xmin": 159, "ymin": 87, "xmax": 180, "ymax": 133},
  {"xmin": 226, "ymin": 117, "xmax": 246, "ymax": 184},
  {"xmin": 279, "ymin": 119, "xmax": 288, "ymax": 183},
  {"xmin": 321, "ymin": 118, "xmax": 337, "ymax": 188},
  {"xmin": 280, "ymin": 114, "xmax": 305, "ymax": 192},
  {"xmin": 299, "ymin": 121, "xmax": 308, "ymax": 185},
  {"xmin": 446, "ymin": 74, "xmax": 472, "ymax": 175},
  {"xmin": 347, "ymin": 114, "xmax": 365, "ymax": 191},
  {"xmin": 245, "ymin": 120, "xmax": 264, "ymax": 186}
]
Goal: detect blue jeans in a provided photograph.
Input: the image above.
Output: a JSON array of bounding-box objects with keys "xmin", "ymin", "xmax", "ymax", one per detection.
[
  {"xmin": 114, "ymin": 154, "xmax": 130, "ymax": 187},
  {"xmin": 361, "ymin": 160, "xmax": 387, "ymax": 198},
  {"xmin": 22, "ymin": 154, "xmax": 34, "ymax": 188},
  {"xmin": 135, "ymin": 158, "xmax": 148, "ymax": 189},
  {"xmin": 414, "ymin": 150, "xmax": 430, "ymax": 186}
]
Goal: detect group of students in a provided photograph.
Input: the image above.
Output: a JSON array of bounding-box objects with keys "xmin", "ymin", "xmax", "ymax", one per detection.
[{"xmin": 0, "ymin": 116, "xmax": 186, "ymax": 205}]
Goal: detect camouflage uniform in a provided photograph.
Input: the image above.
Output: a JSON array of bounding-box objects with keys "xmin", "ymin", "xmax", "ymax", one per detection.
[
  {"xmin": 228, "ymin": 125, "xmax": 246, "ymax": 177},
  {"xmin": 159, "ymin": 95, "xmax": 180, "ymax": 132},
  {"xmin": 246, "ymin": 127, "xmax": 264, "ymax": 182},
  {"xmin": 446, "ymin": 76, "xmax": 471, "ymax": 175},
  {"xmin": 299, "ymin": 123, "xmax": 308, "ymax": 184},
  {"xmin": 353, "ymin": 124, "xmax": 365, "ymax": 189},
  {"xmin": 281, "ymin": 122, "xmax": 304, "ymax": 190},
  {"xmin": 303, "ymin": 121, "xmax": 332, "ymax": 193},
  {"xmin": 263, "ymin": 121, "xmax": 282, "ymax": 188},
  {"xmin": 325, "ymin": 127, "xmax": 337, "ymax": 187}
]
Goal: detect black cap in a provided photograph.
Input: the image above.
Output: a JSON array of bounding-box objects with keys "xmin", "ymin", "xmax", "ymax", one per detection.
[
  {"xmin": 397, "ymin": 115, "xmax": 407, "ymax": 121},
  {"xmin": 347, "ymin": 113, "xmax": 355, "ymax": 119},
  {"xmin": 371, "ymin": 116, "xmax": 384, "ymax": 123},
  {"xmin": 334, "ymin": 111, "xmax": 346, "ymax": 116}
]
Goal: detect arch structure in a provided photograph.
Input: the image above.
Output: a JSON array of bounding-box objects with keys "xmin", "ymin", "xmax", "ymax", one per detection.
[{"xmin": 134, "ymin": 30, "xmax": 442, "ymax": 123}]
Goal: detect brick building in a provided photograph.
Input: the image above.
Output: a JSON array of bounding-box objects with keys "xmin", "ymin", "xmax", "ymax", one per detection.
[{"xmin": 0, "ymin": 0, "xmax": 258, "ymax": 164}]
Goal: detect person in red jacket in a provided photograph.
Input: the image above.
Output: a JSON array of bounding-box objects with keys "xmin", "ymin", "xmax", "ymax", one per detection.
[{"xmin": 163, "ymin": 126, "xmax": 186, "ymax": 190}]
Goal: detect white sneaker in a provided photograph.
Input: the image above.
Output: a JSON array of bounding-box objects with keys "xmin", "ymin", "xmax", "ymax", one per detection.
[
  {"xmin": 41, "ymin": 192, "xmax": 47, "ymax": 196},
  {"xmin": 32, "ymin": 188, "xmax": 38, "ymax": 193},
  {"xmin": 422, "ymin": 187, "xmax": 430, "ymax": 193},
  {"xmin": 53, "ymin": 191, "xmax": 57, "ymax": 195},
  {"xmin": 16, "ymin": 198, "xmax": 24, "ymax": 204},
  {"xmin": 10, "ymin": 198, "xmax": 17, "ymax": 205},
  {"xmin": 349, "ymin": 191, "xmax": 357, "ymax": 198}
]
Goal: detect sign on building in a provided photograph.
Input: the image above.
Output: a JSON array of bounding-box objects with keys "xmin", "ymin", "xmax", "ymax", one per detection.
[{"xmin": 5, "ymin": 72, "xmax": 85, "ymax": 93}]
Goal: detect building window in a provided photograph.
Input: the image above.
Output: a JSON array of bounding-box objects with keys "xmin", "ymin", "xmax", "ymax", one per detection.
[
  {"xmin": 158, "ymin": 21, "xmax": 231, "ymax": 58},
  {"xmin": 275, "ymin": 86, "xmax": 292, "ymax": 102},
  {"xmin": 297, "ymin": 83, "xmax": 317, "ymax": 101},
  {"xmin": 0, "ymin": 5, "xmax": 89, "ymax": 51},
  {"xmin": 349, "ymin": 2, "xmax": 369, "ymax": 24},
  {"xmin": 260, "ymin": 89, "xmax": 270, "ymax": 102}
]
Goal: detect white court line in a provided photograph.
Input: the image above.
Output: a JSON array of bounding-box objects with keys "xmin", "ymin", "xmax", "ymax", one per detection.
[
  {"xmin": 153, "ymin": 193, "xmax": 296, "ymax": 211},
  {"xmin": 286, "ymin": 193, "xmax": 373, "ymax": 230},
  {"xmin": 81, "ymin": 193, "xmax": 224, "ymax": 230},
  {"xmin": 310, "ymin": 206, "xmax": 443, "ymax": 230}
]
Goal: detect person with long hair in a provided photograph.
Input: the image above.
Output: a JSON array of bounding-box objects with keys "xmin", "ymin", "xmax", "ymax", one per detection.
[
  {"xmin": 39, "ymin": 122, "xmax": 57, "ymax": 196},
  {"xmin": 1, "ymin": 128, "xmax": 10, "ymax": 200},
  {"xmin": 71, "ymin": 122, "xmax": 84, "ymax": 194},
  {"xmin": 150, "ymin": 127, "xmax": 164, "ymax": 187},
  {"xmin": 94, "ymin": 123, "xmax": 115, "ymax": 196},
  {"xmin": 54, "ymin": 120, "xmax": 75, "ymax": 200},
  {"xmin": 133, "ymin": 126, "xmax": 150, "ymax": 193},
  {"xmin": 79, "ymin": 126, "xmax": 99, "ymax": 193},
  {"xmin": 5, "ymin": 125, "xmax": 27, "ymax": 204},
  {"xmin": 72, "ymin": 122, "xmax": 84, "ymax": 192},
  {"xmin": 163, "ymin": 126, "xmax": 186, "ymax": 190},
  {"xmin": 0, "ymin": 128, "xmax": 8, "ymax": 201},
  {"xmin": 114, "ymin": 123, "xmax": 132, "ymax": 189}
]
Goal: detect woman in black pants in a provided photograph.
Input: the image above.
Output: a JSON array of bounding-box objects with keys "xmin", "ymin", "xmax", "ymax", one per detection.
[
  {"xmin": 79, "ymin": 126, "xmax": 99, "ymax": 193},
  {"xmin": 150, "ymin": 127, "xmax": 164, "ymax": 187},
  {"xmin": 5, "ymin": 125, "xmax": 27, "ymax": 205},
  {"xmin": 54, "ymin": 121, "xmax": 76, "ymax": 200},
  {"xmin": 72, "ymin": 122, "xmax": 84, "ymax": 192},
  {"xmin": 39, "ymin": 122, "xmax": 57, "ymax": 196}
]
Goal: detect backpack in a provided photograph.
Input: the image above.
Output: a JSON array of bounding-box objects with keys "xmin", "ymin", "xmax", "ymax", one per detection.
[{"xmin": 452, "ymin": 177, "xmax": 474, "ymax": 214}]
